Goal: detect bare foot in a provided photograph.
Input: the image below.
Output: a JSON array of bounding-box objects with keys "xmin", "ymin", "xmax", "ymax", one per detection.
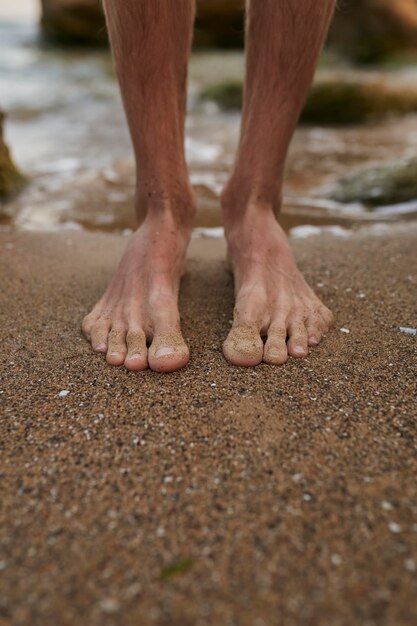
[
  {"xmin": 82, "ymin": 207, "xmax": 193, "ymax": 373},
  {"xmin": 222, "ymin": 202, "xmax": 334, "ymax": 367}
]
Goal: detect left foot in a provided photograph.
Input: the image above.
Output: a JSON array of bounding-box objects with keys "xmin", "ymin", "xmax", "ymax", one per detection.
[{"xmin": 222, "ymin": 200, "xmax": 334, "ymax": 367}]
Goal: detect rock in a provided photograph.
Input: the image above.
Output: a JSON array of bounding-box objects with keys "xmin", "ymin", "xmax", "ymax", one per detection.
[
  {"xmin": 39, "ymin": 0, "xmax": 244, "ymax": 47},
  {"xmin": 39, "ymin": 0, "xmax": 417, "ymax": 61},
  {"xmin": 0, "ymin": 110, "xmax": 25, "ymax": 200},
  {"xmin": 328, "ymin": 157, "xmax": 417, "ymax": 207},
  {"xmin": 200, "ymin": 81, "xmax": 243, "ymax": 111},
  {"xmin": 328, "ymin": 0, "xmax": 417, "ymax": 64},
  {"xmin": 40, "ymin": 0, "xmax": 107, "ymax": 45},
  {"xmin": 300, "ymin": 79, "xmax": 417, "ymax": 125},
  {"xmin": 194, "ymin": 0, "xmax": 244, "ymax": 48},
  {"xmin": 199, "ymin": 78, "xmax": 417, "ymax": 124}
]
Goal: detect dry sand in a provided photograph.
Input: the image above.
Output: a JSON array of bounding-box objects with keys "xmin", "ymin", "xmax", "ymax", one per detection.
[{"xmin": 0, "ymin": 227, "xmax": 416, "ymax": 626}]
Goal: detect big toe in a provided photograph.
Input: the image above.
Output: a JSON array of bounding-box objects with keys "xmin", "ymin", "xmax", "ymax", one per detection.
[
  {"xmin": 223, "ymin": 325, "xmax": 264, "ymax": 367},
  {"xmin": 148, "ymin": 330, "xmax": 189, "ymax": 373}
]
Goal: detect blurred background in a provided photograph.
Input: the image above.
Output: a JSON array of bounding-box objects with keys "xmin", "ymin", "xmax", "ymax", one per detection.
[{"xmin": 1, "ymin": 0, "xmax": 417, "ymax": 235}]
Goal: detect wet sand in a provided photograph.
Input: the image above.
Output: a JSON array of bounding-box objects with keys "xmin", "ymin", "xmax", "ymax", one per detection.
[{"xmin": 1, "ymin": 227, "xmax": 416, "ymax": 626}]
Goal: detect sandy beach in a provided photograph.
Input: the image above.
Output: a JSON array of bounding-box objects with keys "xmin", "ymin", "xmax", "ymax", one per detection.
[{"xmin": 0, "ymin": 226, "xmax": 416, "ymax": 625}]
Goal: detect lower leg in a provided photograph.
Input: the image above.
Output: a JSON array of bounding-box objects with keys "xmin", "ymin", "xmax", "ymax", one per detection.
[
  {"xmin": 222, "ymin": 0, "xmax": 335, "ymax": 366},
  {"xmin": 82, "ymin": 0, "xmax": 196, "ymax": 372}
]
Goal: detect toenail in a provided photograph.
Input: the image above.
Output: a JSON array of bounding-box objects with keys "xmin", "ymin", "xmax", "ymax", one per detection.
[
  {"xmin": 155, "ymin": 347, "xmax": 175, "ymax": 358},
  {"xmin": 294, "ymin": 346, "xmax": 306, "ymax": 354},
  {"xmin": 94, "ymin": 343, "xmax": 106, "ymax": 351}
]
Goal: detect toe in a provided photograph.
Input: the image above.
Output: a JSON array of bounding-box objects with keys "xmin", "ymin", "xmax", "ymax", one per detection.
[
  {"xmin": 305, "ymin": 317, "xmax": 323, "ymax": 346},
  {"xmin": 124, "ymin": 329, "xmax": 148, "ymax": 371},
  {"xmin": 321, "ymin": 306, "xmax": 334, "ymax": 332},
  {"xmin": 263, "ymin": 323, "xmax": 288, "ymax": 365},
  {"xmin": 307, "ymin": 332, "xmax": 322, "ymax": 347},
  {"xmin": 287, "ymin": 319, "xmax": 309, "ymax": 359},
  {"xmin": 82, "ymin": 312, "xmax": 96, "ymax": 340},
  {"xmin": 106, "ymin": 326, "xmax": 127, "ymax": 365},
  {"xmin": 305, "ymin": 304, "xmax": 334, "ymax": 346},
  {"xmin": 90, "ymin": 318, "xmax": 111, "ymax": 353},
  {"xmin": 223, "ymin": 324, "xmax": 264, "ymax": 367},
  {"xmin": 148, "ymin": 329, "xmax": 189, "ymax": 373}
]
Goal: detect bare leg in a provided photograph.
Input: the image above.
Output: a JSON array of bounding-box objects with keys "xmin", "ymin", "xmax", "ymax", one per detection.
[
  {"xmin": 82, "ymin": 1, "xmax": 196, "ymax": 372},
  {"xmin": 222, "ymin": 0, "xmax": 335, "ymax": 366}
]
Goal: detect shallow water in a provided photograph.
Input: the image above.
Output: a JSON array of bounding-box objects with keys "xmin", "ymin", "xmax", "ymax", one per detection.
[{"xmin": 1, "ymin": 17, "xmax": 417, "ymax": 235}]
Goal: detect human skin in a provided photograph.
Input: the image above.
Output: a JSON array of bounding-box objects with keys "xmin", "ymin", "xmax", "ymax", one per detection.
[
  {"xmin": 82, "ymin": 0, "xmax": 335, "ymax": 371},
  {"xmin": 221, "ymin": 0, "xmax": 335, "ymax": 366}
]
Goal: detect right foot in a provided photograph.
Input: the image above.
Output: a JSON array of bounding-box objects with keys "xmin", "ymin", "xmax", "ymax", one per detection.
[{"xmin": 82, "ymin": 206, "xmax": 193, "ymax": 373}]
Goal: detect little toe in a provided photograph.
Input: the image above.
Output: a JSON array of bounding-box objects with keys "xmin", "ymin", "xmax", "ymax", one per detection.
[
  {"xmin": 305, "ymin": 318, "xmax": 323, "ymax": 346},
  {"xmin": 287, "ymin": 320, "xmax": 309, "ymax": 359},
  {"xmin": 90, "ymin": 319, "xmax": 111, "ymax": 353},
  {"xmin": 81, "ymin": 312, "xmax": 96, "ymax": 340},
  {"xmin": 223, "ymin": 324, "xmax": 264, "ymax": 367},
  {"xmin": 321, "ymin": 306, "xmax": 334, "ymax": 332},
  {"xmin": 263, "ymin": 324, "xmax": 288, "ymax": 365},
  {"xmin": 106, "ymin": 326, "xmax": 127, "ymax": 365},
  {"xmin": 124, "ymin": 329, "xmax": 148, "ymax": 371},
  {"xmin": 148, "ymin": 330, "xmax": 189, "ymax": 373},
  {"xmin": 307, "ymin": 333, "xmax": 322, "ymax": 347}
]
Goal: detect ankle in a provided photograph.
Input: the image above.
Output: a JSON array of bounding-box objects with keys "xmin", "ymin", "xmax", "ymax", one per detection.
[
  {"xmin": 136, "ymin": 176, "xmax": 197, "ymax": 231},
  {"xmin": 221, "ymin": 179, "xmax": 281, "ymax": 236}
]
